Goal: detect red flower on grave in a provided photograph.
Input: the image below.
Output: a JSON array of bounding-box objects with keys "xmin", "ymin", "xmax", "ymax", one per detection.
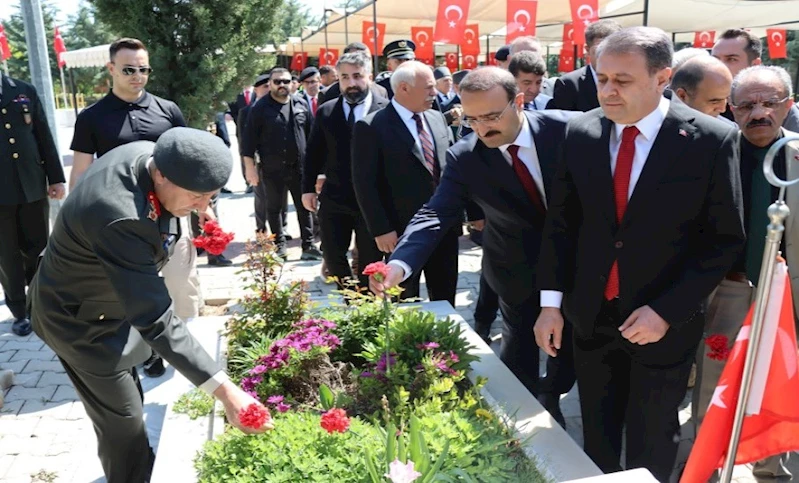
[
  {"xmin": 192, "ymin": 220, "xmax": 235, "ymax": 256},
  {"xmin": 362, "ymin": 262, "xmax": 390, "ymax": 283},
  {"xmin": 320, "ymin": 408, "xmax": 350, "ymax": 434},
  {"xmin": 705, "ymin": 334, "xmax": 731, "ymax": 361},
  {"xmin": 239, "ymin": 403, "xmax": 271, "ymax": 429}
]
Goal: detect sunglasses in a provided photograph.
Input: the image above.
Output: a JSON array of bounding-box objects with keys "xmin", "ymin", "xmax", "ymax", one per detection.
[
  {"xmin": 273, "ymin": 79, "xmax": 292, "ymax": 85},
  {"xmin": 119, "ymin": 66, "xmax": 153, "ymax": 76}
]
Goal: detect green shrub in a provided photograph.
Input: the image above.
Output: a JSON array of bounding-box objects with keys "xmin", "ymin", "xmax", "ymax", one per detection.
[
  {"xmin": 173, "ymin": 388, "xmax": 215, "ymax": 420},
  {"xmin": 314, "ymin": 296, "xmax": 389, "ymax": 365}
]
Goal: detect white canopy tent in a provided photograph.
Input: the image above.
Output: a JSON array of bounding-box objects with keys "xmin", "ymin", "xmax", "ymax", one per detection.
[{"xmin": 60, "ymin": 44, "xmax": 111, "ymax": 69}]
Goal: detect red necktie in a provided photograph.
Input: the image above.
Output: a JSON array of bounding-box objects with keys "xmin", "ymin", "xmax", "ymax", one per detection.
[
  {"xmin": 412, "ymin": 113, "xmax": 440, "ymax": 182},
  {"xmin": 311, "ymin": 97, "xmax": 318, "ymax": 115},
  {"xmin": 507, "ymin": 144, "xmax": 545, "ymax": 214},
  {"xmin": 244, "ymin": 90, "xmax": 251, "ymax": 105},
  {"xmin": 604, "ymin": 125, "xmax": 640, "ymax": 300}
]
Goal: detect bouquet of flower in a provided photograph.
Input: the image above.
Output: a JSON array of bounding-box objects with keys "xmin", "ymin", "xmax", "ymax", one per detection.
[{"xmin": 192, "ymin": 220, "xmax": 235, "ymax": 256}]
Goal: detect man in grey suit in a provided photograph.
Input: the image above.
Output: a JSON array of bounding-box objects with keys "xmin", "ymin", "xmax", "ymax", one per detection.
[{"xmin": 29, "ymin": 128, "xmax": 269, "ymax": 482}]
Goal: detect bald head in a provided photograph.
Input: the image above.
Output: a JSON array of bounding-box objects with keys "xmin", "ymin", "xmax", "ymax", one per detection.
[
  {"xmin": 510, "ymin": 36, "xmax": 542, "ymax": 56},
  {"xmin": 671, "ymin": 56, "xmax": 732, "ymax": 117}
]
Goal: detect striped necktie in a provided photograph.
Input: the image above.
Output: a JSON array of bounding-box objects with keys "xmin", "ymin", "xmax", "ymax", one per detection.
[{"xmin": 412, "ymin": 113, "xmax": 439, "ymax": 181}]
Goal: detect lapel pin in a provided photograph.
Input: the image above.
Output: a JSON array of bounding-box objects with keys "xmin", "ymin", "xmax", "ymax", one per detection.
[{"xmin": 679, "ymin": 129, "xmax": 688, "ymax": 137}]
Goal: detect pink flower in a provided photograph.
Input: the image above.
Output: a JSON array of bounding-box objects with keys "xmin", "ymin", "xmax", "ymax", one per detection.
[
  {"xmin": 275, "ymin": 402, "xmax": 291, "ymax": 413},
  {"xmin": 267, "ymin": 395, "xmax": 284, "ymax": 404},
  {"xmin": 320, "ymin": 408, "xmax": 350, "ymax": 434},
  {"xmin": 385, "ymin": 459, "xmax": 422, "ymax": 483},
  {"xmin": 416, "ymin": 342, "xmax": 440, "ymax": 350},
  {"xmin": 239, "ymin": 403, "xmax": 271, "ymax": 429},
  {"xmin": 363, "ymin": 262, "xmax": 390, "ymax": 283}
]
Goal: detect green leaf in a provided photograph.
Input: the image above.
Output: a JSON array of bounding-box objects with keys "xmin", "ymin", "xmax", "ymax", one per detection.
[
  {"xmin": 363, "ymin": 445, "xmax": 382, "ymax": 483},
  {"xmin": 386, "ymin": 422, "xmax": 397, "ymax": 464},
  {"xmin": 319, "ymin": 384, "xmax": 335, "ymax": 410},
  {"xmin": 421, "ymin": 438, "xmax": 450, "ymax": 483}
]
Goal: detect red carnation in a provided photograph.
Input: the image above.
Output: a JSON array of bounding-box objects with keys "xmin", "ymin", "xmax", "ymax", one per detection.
[
  {"xmin": 705, "ymin": 334, "xmax": 731, "ymax": 361},
  {"xmin": 320, "ymin": 408, "xmax": 350, "ymax": 434},
  {"xmin": 192, "ymin": 220, "xmax": 235, "ymax": 256},
  {"xmin": 362, "ymin": 262, "xmax": 390, "ymax": 283},
  {"xmin": 239, "ymin": 403, "xmax": 271, "ymax": 429}
]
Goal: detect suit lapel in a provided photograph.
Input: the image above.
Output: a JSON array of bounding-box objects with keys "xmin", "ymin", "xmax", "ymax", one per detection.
[
  {"xmin": 622, "ymin": 105, "xmax": 696, "ymax": 225},
  {"xmin": 526, "ymin": 112, "xmax": 554, "ymax": 199},
  {"xmin": 588, "ymin": 116, "xmax": 617, "ymax": 226},
  {"xmin": 386, "ymin": 103, "xmax": 426, "ymax": 169},
  {"xmin": 581, "ymin": 67, "xmax": 598, "ymax": 110},
  {"xmin": 482, "ymin": 144, "xmax": 534, "ymax": 211}
]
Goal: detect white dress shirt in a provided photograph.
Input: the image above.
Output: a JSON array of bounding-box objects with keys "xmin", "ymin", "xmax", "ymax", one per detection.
[
  {"xmin": 540, "ymin": 96, "xmax": 671, "ymax": 309},
  {"xmin": 499, "ymin": 115, "xmax": 547, "ymax": 206},
  {"xmin": 391, "ymin": 98, "xmax": 434, "ymax": 153},
  {"xmin": 342, "ymin": 91, "xmax": 373, "ymax": 123}
]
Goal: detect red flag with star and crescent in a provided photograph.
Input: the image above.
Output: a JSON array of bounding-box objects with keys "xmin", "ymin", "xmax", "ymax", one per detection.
[
  {"xmin": 462, "ymin": 53, "xmax": 478, "ymax": 69},
  {"xmin": 445, "ymin": 52, "xmax": 459, "ymax": 71},
  {"xmin": 362, "ymin": 21, "xmax": 386, "ymax": 55},
  {"xmin": 558, "ymin": 48, "xmax": 574, "ymax": 73},
  {"xmin": 54, "ymin": 26, "xmax": 67, "ymax": 68},
  {"xmin": 693, "ymin": 31, "xmax": 715, "ymax": 49},
  {"xmin": 461, "ymin": 24, "xmax": 480, "ymax": 56},
  {"xmin": 0, "ymin": 23, "xmax": 11, "ymax": 61},
  {"xmin": 319, "ymin": 48, "xmax": 339, "ymax": 67},
  {"xmin": 412, "ymin": 26, "xmax": 435, "ymax": 59},
  {"xmin": 766, "ymin": 29, "xmax": 788, "ymax": 59},
  {"xmin": 291, "ymin": 52, "xmax": 307, "ymax": 71},
  {"xmin": 506, "ymin": 0, "xmax": 537, "ymax": 43},
  {"xmin": 434, "ymin": 0, "xmax": 470, "ymax": 44},
  {"xmin": 681, "ymin": 261, "xmax": 799, "ymax": 483},
  {"xmin": 569, "ymin": 0, "xmax": 598, "ymax": 46}
]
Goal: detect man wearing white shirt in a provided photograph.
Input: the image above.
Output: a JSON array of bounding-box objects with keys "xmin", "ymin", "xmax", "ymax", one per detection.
[{"xmin": 534, "ymin": 27, "xmax": 744, "ymax": 481}]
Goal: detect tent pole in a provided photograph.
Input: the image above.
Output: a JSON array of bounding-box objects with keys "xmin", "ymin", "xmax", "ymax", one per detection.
[
  {"xmin": 485, "ymin": 34, "xmax": 490, "ymax": 64},
  {"xmin": 457, "ymin": 44, "xmax": 460, "ymax": 70},
  {"xmin": 672, "ymin": 32, "xmax": 676, "ymax": 44},
  {"xmin": 372, "ymin": 0, "xmax": 379, "ymax": 74},
  {"xmin": 642, "ymin": 0, "xmax": 650, "ymax": 26},
  {"xmin": 324, "ymin": 9, "xmax": 330, "ymax": 53},
  {"xmin": 573, "ymin": 43, "xmax": 579, "ymax": 69},
  {"xmin": 345, "ymin": 11, "xmax": 349, "ymax": 46},
  {"xmin": 68, "ymin": 67, "xmax": 78, "ymax": 117}
]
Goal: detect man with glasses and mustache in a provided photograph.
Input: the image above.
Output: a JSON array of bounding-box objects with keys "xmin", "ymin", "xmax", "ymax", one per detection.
[
  {"xmin": 68, "ymin": 37, "xmax": 200, "ymax": 378},
  {"xmin": 241, "ymin": 68, "xmax": 322, "ymax": 261}
]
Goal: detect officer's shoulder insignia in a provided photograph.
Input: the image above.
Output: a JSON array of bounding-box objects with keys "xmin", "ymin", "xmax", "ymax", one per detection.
[
  {"xmin": 375, "ymin": 71, "xmax": 392, "ymax": 82},
  {"xmin": 147, "ymin": 191, "xmax": 161, "ymax": 222}
]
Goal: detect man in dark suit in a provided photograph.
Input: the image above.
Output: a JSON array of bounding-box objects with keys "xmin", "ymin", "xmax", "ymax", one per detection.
[
  {"xmin": 0, "ymin": 72, "xmax": 65, "ymax": 336},
  {"xmin": 432, "ymin": 66, "xmax": 463, "ymax": 126},
  {"xmin": 352, "ymin": 60, "xmax": 457, "ymax": 305},
  {"xmin": 29, "ymin": 128, "xmax": 269, "ymax": 482},
  {"xmin": 535, "ymin": 27, "xmax": 745, "ymax": 481},
  {"xmin": 368, "ymin": 67, "xmax": 576, "ymax": 412},
  {"xmin": 318, "ymin": 43, "xmax": 388, "ymax": 104},
  {"xmin": 302, "ymin": 52, "xmax": 387, "ymax": 289},
  {"xmin": 548, "ymin": 19, "xmax": 622, "ymax": 112}
]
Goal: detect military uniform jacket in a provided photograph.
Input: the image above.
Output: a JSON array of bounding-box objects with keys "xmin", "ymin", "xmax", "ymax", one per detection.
[
  {"xmin": 29, "ymin": 141, "xmax": 219, "ymax": 386},
  {"xmin": 0, "ymin": 74, "xmax": 65, "ymax": 205}
]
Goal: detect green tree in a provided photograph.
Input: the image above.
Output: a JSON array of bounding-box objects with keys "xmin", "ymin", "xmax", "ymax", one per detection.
[
  {"xmin": 90, "ymin": 0, "xmax": 283, "ymax": 127},
  {"xmin": 63, "ymin": 2, "xmax": 116, "ymax": 101},
  {"xmin": 759, "ymin": 31, "xmax": 799, "ymax": 97},
  {"xmin": 3, "ymin": 1, "xmax": 62, "ymax": 85},
  {"xmin": 267, "ymin": 0, "xmax": 314, "ymax": 47}
]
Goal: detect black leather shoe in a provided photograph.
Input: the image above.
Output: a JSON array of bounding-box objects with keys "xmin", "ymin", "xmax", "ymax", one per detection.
[
  {"xmin": 11, "ymin": 317, "xmax": 32, "ymax": 336},
  {"xmin": 538, "ymin": 393, "xmax": 566, "ymax": 429},
  {"xmin": 208, "ymin": 254, "xmax": 233, "ymax": 266},
  {"xmin": 143, "ymin": 354, "xmax": 166, "ymax": 377},
  {"xmin": 245, "ymin": 186, "xmax": 254, "ymax": 194},
  {"xmin": 220, "ymin": 187, "xmax": 232, "ymax": 194}
]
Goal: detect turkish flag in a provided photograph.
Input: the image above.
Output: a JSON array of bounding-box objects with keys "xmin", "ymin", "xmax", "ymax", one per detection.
[
  {"xmin": 0, "ymin": 23, "xmax": 11, "ymax": 62},
  {"xmin": 445, "ymin": 52, "xmax": 459, "ymax": 71},
  {"xmin": 462, "ymin": 53, "xmax": 478, "ymax": 69},
  {"xmin": 54, "ymin": 26, "xmax": 67, "ymax": 68},
  {"xmin": 767, "ymin": 29, "xmax": 788, "ymax": 59},
  {"xmin": 488, "ymin": 52, "xmax": 497, "ymax": 66},
  {"xmin": 319, "ymin": 48, "xmax": 339, "ymax": 67},
  {"xmin": 506, "ymin": 0, "xmax": 537, "ymax": 43},
  {"xmin": 681, "ymin": 262, "xmax": 799, "ymax": 483},
  {"xmin": 562, "ymin": 22, "xmax": 575, "ymax": 49},
  {"xmin": 434, "ymin": 0, "xmax": 470, "ymax": 44},
  {"xmin": 362, "ymin": 21, "xmax": 386, "ymax": 54},
  {"xmin": 693, "ymin": 31, "xmax": 715, "ymax": 49},
  {"xmin": 558, "ymin": 48, "xmax": 575, "ymax": 73},
  {"xmin": 462, "ymin": 24, "xmax": 480, "ymax": 56},
  {"xmin": 412, "ymin": 27, "xmax": 435, "ymax": 59},
  {"xmin": 418, "ymin": 57, "xmax": 434, "ymax": 66},
  {"xmin": 291, "ymin": 52, "xmax": 307, "ymax": 71},
  {"xmin": 569, "ymin": 0, "xmax": 598, "ymax": 46}
]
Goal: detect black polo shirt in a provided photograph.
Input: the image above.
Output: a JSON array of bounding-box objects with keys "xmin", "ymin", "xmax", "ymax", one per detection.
[
  {"xmin": 240, "ymin": 94, "xmax": 300, "ymax": 169},
  {"xmin": 71, "ymin": 90, "xmax": 186, "ymax": 157}
]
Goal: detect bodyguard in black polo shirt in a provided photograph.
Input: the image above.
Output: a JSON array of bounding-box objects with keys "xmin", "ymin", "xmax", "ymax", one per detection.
[{"xmin": 241, "ymin": 68, "xmax": 321, "ymax": 261}]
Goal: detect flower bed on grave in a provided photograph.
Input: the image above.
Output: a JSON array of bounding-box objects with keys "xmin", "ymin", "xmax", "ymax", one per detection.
[{"xmin": 192, "ymin": 235, "xmax": 547, "ymax": 482}]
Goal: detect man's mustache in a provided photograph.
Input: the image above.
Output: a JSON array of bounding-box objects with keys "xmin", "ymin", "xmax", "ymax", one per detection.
[{"xmin": 746, "ymin": 118, "xmax": 772, "ymax": 128}]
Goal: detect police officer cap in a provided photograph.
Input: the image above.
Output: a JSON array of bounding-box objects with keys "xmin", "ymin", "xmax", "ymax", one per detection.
[
  {"xmin": 153, "ymin": 127, "xmax": 232, "ymax": 192},
  {"xmin": 299, "ymin": 67, "xmax": 320, "ymax": 82},
  {"xmin": 495, "ymin": 45, "xmax": 511, "ymax": 61},
  {"xmin": 433, "ymin": 66, "xmax": 452, "ymax": 80},
  {"xmin": 253, "ymin": 74, "xmax": 270, "ymax": 87},
  {"xmin": 452, "ymin": 69, "xmax": 471, "ymax": 85},
  {"xmin": 383, "ymin": 39, "xmax": 416, "ymax": 60}
]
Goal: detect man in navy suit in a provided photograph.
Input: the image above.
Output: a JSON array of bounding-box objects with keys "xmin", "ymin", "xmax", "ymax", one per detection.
[{"xmin": 368, "ymin": 67, "xmax": 576, "ymax": 418}]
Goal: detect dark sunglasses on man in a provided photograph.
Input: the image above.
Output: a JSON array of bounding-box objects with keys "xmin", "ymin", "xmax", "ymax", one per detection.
[
  {"xmin": 116, "ymin": 65, "xmax": 153, "ymax": 76},
  {"xmin": 273, "ymin": 79, "xmax": 292, "ymax": 86}
]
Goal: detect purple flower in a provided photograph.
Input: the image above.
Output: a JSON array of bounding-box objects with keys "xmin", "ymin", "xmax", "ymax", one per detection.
[
  {"xmin": 241, "ymin": 376, "xmax": 263, "ymax": 392},
  {"xmin": 276, "ymin": 402, "xmax": 291, "ymax": 413},
  {"xmin": 249, "ymin": 364, "xmax": 268, "ymax": 375},
  {"xmin": 449, "ymin": 351, "xmax": 460, "ymax": 363},
  {"xmin": 416, "ymin": 342, "xmax": 440, "ymax": 350},
  {"xmin": 267, "ymin": 395, "xmax": 284, "ymax": 404},
  {"xmin": 360, "ymin": 371, "xmax": 374, "ymax": 378}
]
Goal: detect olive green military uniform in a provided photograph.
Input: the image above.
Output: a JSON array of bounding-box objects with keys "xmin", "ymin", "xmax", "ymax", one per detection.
[
  {"xmin": 29, "ymin": 140, "xmax": 222, "ymax": 483},
  {"xmin": 0, "ymin": 74, "xmax": 64, "ymax": 325}
]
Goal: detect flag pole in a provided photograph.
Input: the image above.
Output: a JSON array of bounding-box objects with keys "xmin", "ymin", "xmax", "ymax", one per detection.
[
  {"xmin": 59, "ymin": 65, "xmax": 68, "ymax": 109},
  {"xmin": 1, "ymin": 60, "xmax": 8, "ymax": 76},
  {"xmin": 719, "ymin": 134, "xmax": 799, "ymax": 483}
]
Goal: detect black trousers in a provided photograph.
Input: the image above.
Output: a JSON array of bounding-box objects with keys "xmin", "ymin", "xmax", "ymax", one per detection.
[
  {"xmin": 59, "ymin": 358, "xmax": 155, "ymax": 483},
  {"xmin": 573, "ymin": 299, "xmax": 700, "ymax": 482},
  {"xmin": 260, "ymin": 169, "xmax": 313, "ymax": 248},
  {"xmin": 0, "ymin": 198, "xmax": 49, "ymax": 319},
  {"xmin": 473, "ymin": 273, "xmax": 499, "ymax": 336},
  {"xmin": 254, "ymin": 178, "xmax": 288, "ymax": 234},
  {"xmin": 400, "ymin": 227, "xmax": 459, "ymax": 307},
  {"xmin": 317, "ymin": 196, "xmax": 382, "ymax": 288}
]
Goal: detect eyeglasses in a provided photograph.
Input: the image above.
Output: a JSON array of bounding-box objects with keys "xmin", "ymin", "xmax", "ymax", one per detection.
[
  {"xmin": 273, "ymin": 79, "xmax": 292, "ymax": 86},
  {"xmin": 117, "ymin": 65, "xmax": 153, "ymax": 76},
  {"xmin": 730, "ymin": 96, "xmax": 791, "ymax": 113},
  {"xmin": 461, "ymin": 101, "xmax": 515, "ymax": 129}
]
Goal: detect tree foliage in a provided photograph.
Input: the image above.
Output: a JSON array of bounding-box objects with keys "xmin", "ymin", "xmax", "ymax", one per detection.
[
  {"xmin": 63, "ymin": 2, "xmax": 116, "ymax": 100},
  {"xmin": 89, "ymin": 0, "xmax": 284, "ymax": 127},
  {"xmin": 3, "ymin": 1, "xmax": 61, "ymax": 83}
]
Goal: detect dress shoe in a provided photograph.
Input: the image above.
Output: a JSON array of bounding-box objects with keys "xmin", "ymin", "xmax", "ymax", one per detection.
[
  {"xmin": 11, "ymin": 317, "xmax": 32, "ymax": 337},
  {"xmin": 538, "ymin": 393, "xmax": 566, "ymax": 429},
  {"xmin": 301, "ymin": 246, "xmax": 323, "ymax": 261},
  {"xmin": 245, "ymin": 186, "xmax": 254, "ymax": 194},
  {"xmin": 143, "ymin": 353, "xmax": 166, "ymax": 377},
  {"xmin": 220, "ymin": 187, "xmax": 232, "ymax": 194},
  {"xmin": 276, "ymin": 244, "xmax": 288, "ymax": 261},
  {"xmin": 284, "ymin": 234, "xmax": 293, "ymax": 241},
  {"xmin": 208, "ymin": 254, "xmax": 233, "ymax": 266}
]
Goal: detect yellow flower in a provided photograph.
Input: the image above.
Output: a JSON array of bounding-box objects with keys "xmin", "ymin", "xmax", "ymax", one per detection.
[{"xmin": 475, "ymin": 408, "xmax": 492, "ymax": 421}]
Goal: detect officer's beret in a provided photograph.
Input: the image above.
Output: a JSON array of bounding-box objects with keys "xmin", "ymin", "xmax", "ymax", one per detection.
[
  {"xmin": 153, "ymin": 127, "xmax": 232, "ymax": 193},
  {"xmin": 433, "ymin": 66, "xmax": 452, "ymax": 80},
  {"xmin": 452, "ymin": 69, "xmax": 471, "ymax": 85},
  {"xmin": 383, "ymin": 39, "xmax": 416, "ymax": 60},
  {"xmin": 299, "ymin": 67, "xmax": 320, "ymax": 82},
  {"xmin": 495, "ymin": 45, "xmax": 511, "ymax": 61},
  {"xmin": 253, "ymin": 73, "xmax": 270, "ymax": 87}
]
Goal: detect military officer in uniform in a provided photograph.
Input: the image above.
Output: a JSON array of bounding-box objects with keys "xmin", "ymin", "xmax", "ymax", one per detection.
[
  {"xmin": 0, "ymin": 72, "xmax": 65, "ymax": 336},
  {"xmin": 375, "ymin": 39, "xmax": 416, "ymax": 99},
  {"xmin": 29, "ymin": 128, "xmax": 269, "ymax": 482}
]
